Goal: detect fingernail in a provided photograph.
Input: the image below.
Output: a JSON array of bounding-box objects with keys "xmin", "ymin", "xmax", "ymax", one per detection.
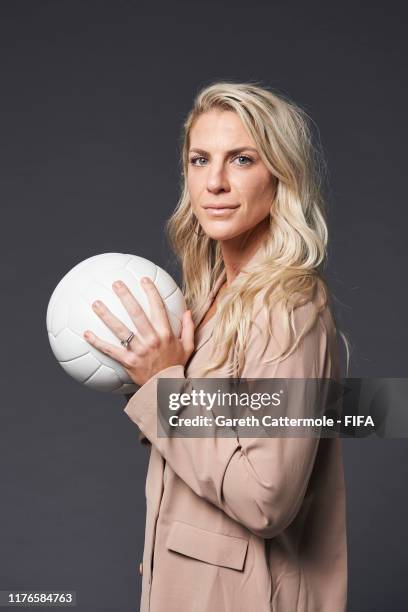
[
  {"xmin": 113, "ymin": 281, "xmax": 123, "ymax": 289},
  {"xmin": 141, "ymin": 277, "xmax": 150, "ymax": 284}
]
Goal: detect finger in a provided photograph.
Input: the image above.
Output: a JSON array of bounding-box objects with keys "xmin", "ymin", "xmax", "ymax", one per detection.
[
  {"xmin": 83, "ymin": 330, "xmax": 131, "ymax": 365},
  {"xmin": 112, "ymin": 280, "xmax": 157, "ymax": 340},
  {"xmin": 140, "ymin": 277, "xmax": 172, "ymax": 335},
  {"xmin": 91, "ymin": 299, "xmax": 136, "ymax": 344},
  {"xmin": 181, "ymin": 309, "xmax": 195, "ymax": 354}
]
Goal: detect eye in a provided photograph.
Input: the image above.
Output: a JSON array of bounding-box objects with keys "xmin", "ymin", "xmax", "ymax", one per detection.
[
  {"xmin": 234, "ymin": 155, "xmax": 253, "ymax": 166},
  {"xmin": 189, "ymin": 154, "xmax": 254, "ymax": 167},
  {"xmin": 190, "ymin": 156, "xmax": 207, "ymax": 166}
]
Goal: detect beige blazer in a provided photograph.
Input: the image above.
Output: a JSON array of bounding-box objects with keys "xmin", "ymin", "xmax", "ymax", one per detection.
[{"xmin": 123, "ymin": 245, "xmax": 348, "ymax": 612}]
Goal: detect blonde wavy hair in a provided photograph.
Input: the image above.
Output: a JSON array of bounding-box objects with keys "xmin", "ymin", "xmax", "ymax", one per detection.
[{"xmin": 166, "ymin": 80, "xmax": 351, "ymax": 378}]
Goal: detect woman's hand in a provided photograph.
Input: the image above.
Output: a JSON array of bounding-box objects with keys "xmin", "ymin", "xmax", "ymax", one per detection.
[{"xmin": 82, "ymin": 277, "xmax": 195, "ymax": 387}]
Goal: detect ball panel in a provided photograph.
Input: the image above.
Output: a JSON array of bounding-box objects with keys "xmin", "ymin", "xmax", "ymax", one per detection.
[
  {"xmin": 124, "ymin": 256, "xmax": 157, "ymax": 281},
  {"xmin": 48, "ymin": 300, "xmax": 69, "ymax": 337},
  {"xmin": 164, "ymin": 289, "xmax": 186, "ymax": 323},
  {"xmin": 154, "ymin": 265, "xmax": 178, "ymax": 298},
  {"xmin": 46, "ymin": 253, "xmax": 120, "ymax": 327},
  {"xmin": 85, "ymin": 363, "xmax": 124, "ymax": 392},
  {"xmin": 59, "ymin": 351, "xmax": 101, "ymax": 382},
  {"xmin": 48, "ymin": 327, "xmax": 89, "ymax": 361}
]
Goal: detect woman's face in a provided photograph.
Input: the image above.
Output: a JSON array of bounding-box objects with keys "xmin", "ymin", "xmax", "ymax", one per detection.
[{"xmin": 187, "ymin": 109, "xmax": 276, "ymax": 242}]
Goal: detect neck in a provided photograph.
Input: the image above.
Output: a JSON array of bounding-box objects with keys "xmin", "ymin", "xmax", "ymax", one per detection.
[{"xmin": 220, "ymin": 217, "xmax": 269, "ymax": 285}]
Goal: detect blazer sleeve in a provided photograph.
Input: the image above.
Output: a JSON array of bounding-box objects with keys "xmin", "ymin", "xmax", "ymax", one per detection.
[
  {"xmin": 123, "ymin": 298, "xmax": 338, "ymax": 538},
  {"xmin": 123, "ymin": 393, "xmax": 151, "ymax": 447}
]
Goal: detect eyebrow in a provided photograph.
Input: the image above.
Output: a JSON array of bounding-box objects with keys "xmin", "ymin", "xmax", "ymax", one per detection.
[{"xmin": 189, "ymin": 146, "xmax": 258, "ymax": 156}]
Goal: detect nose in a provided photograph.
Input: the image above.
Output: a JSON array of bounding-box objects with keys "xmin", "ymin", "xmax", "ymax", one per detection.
[{"xmin": 206, "ymin": 160, "xmax": 230, "ymax": 194}]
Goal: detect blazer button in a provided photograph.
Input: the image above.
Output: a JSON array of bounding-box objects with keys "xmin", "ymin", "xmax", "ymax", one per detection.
[{"xmin": 139, "ymin": 562, "xmax": 143, "ymax": 576}]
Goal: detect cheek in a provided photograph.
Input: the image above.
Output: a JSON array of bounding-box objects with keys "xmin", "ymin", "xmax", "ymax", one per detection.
[
  {"xmin": 187, "ymin": 177, "xmax": 204, "ymax": 219},
  {"xmin": 187, "ymin": 172, "xmax": 203, "ymax": 203},
  {"xmin": 186, "ymin": 172, "xmax": 193, "ymax": 194},
  {"xmin": 235, "ymin": 173, "xmax": 273, "ymax": 214}
]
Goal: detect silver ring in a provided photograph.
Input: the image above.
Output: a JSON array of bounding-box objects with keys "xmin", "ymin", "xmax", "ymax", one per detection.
[{"xmin": 120, "ymin": 331, "xmax": 135, "ymax": 348}]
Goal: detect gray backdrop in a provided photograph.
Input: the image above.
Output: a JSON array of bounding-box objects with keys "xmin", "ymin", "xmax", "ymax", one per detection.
[{"xmin": 1, "ymin": 1, "xmax": 407, "ymax": 610}]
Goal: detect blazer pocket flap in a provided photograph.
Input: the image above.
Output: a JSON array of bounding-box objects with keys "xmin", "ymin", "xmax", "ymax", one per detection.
[{"xmin": 166, "ymin": 520, "xmax": 248, "ymax": 571}]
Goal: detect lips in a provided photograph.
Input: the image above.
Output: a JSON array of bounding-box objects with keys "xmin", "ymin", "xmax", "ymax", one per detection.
[
  {"xmin": 202, "ymin": 205, "xmax": 240, "ymax": 217},
  {"xmin": 203, "ymin": 204, "xmax": 240, "ymax": 210}
]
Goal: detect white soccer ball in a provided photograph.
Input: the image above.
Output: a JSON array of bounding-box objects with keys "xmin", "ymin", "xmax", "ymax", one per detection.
[{"xmin": 46, "ymin": 253, "xmax": 186, "ymax": 394}]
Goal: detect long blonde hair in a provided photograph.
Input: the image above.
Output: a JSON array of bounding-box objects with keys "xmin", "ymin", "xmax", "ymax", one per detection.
[{"xmin": 166, "ymin": 80, "xmax": 351, "ymax": 377}]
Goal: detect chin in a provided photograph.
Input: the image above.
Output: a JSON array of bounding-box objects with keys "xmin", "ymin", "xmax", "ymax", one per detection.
[{"xmin": 201, "ymin": 222, "xmax": 245, "ymax": 241}]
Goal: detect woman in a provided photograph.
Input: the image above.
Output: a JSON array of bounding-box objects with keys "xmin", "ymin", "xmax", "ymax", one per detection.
[{"xmin": 84, "ymin": 81, "xmax": 349, "ymax": 611}]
